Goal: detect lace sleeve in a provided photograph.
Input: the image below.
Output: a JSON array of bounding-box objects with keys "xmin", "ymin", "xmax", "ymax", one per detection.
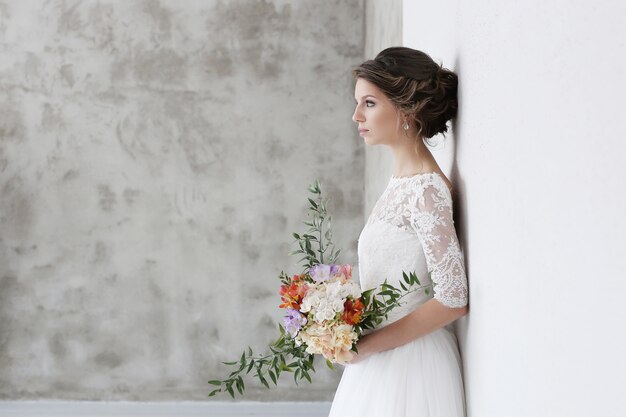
[{"xmin": 409, "ymin": 181, "xmax": 469, "ymax": 308}]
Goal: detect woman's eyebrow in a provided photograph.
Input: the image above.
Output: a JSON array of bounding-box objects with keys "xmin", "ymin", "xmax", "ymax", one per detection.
[{"xmin": 354, "ymin": 94, "xmax": 376, "ymax": 101}]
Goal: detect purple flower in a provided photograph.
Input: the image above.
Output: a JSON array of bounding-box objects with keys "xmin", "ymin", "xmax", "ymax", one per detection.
[
  {"xmin": 283, "ymin": 308, "xmax": 308, "ymax": 337},
  {"xmin": 309, "ymin": 264, "xmax": 337, "ymax": 283}
]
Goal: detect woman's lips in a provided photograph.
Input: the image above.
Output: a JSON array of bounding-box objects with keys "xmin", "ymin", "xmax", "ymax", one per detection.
[{"xmin": 359, "ymin": 129, "xmax": 369, "ymax": 135}]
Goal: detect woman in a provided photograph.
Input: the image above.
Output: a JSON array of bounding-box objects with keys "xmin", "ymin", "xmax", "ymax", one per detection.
[{"xmin": 328, "ymin": 47, "xmax": 469, "ymax": 417}]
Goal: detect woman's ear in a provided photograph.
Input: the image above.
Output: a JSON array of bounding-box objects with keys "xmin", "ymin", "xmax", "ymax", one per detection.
[{"xmin": 399, "ymin": 109, "xmax": 414, "ymax": 120}]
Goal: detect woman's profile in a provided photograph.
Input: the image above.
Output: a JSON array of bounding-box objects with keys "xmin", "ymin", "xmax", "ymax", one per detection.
[{"xmin": 327, "ymin": 46, "xmax": 469, "ymax": 417}]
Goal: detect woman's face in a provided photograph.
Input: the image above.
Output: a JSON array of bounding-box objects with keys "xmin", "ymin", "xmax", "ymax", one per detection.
[{"xmin": 352, "ymin": 78, "xmax": 404, "ymax": 146}]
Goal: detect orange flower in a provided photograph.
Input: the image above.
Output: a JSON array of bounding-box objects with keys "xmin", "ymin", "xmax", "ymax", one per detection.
[
  {"xmin": 342, "ymin": 298, "xmax": 364, "ymax": 325},
  {"xmin": 279, "ymin": 275, "xmax": 309, "ymax": 309}
]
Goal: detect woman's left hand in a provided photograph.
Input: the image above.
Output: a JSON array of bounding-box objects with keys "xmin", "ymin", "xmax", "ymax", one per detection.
[{"xmin": 346, "ymin": 334, "xmax": 374, "ymax": 364}]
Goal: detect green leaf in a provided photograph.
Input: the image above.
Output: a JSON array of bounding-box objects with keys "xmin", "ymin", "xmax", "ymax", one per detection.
[
  {"xmin": 235, "ymin": 378, "xmax": 243, "ymax": 395},
  {"xmin": 259, "ymin": 373, "xmax": 269, "ymax": 389},
  {"xmin": 268, "ymin": 370, "xmax": 277, "ymax": 385},
  {"xmin": 302, "ymin": 370, "xmax": 312, "ymax": 383},
  {"xmin": 208, "ymin": 380, "xmax": 222, "ymax": 386}
]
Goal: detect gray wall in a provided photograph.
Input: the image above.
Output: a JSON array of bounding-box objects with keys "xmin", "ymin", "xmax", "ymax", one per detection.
[
  {"xmin": 362, "ymin": 0, "xmax": 402, "ymax": 216},
  {"xmin": 0, "ymin": 0, "xmax": 365, "ymax": 401}
]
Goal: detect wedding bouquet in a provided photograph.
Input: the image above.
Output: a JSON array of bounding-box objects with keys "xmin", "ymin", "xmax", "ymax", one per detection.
[
  {"xmin": 208, "ymin": 180, "xmax": 434, "ymax": 398},
  {"xmin": 278, "ymin": 263, "xmax": 362, "ymax": 365}
]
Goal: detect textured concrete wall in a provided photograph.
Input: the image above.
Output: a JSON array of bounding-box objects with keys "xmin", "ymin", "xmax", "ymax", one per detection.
[
  {"xmin": 0, "ymin": 0, "xmax": 364, "ymax": 401},
  {"xmin": 362, "ymin": 0, "xmax": 401, "ymax": 217}
]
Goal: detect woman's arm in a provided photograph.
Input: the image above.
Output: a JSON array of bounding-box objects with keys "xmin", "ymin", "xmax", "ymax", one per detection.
[
  {"xmin": 347, "ymin": 178, "xmax": 470, "ymax": 364},
  {"xmin": 348, "ymin": 298, "xmax": 467, "ymax": 363}
]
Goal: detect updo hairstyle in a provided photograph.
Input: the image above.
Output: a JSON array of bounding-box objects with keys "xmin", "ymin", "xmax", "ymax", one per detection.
[{"xmin": 351, "ymin": 46, "xmax": 458, "ymax": 147}]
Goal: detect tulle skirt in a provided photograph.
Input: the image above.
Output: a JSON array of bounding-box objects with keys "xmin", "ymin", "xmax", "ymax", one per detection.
[{"xmin": 327, "ymin": 326, "xmax": 466, "ymax": 417}]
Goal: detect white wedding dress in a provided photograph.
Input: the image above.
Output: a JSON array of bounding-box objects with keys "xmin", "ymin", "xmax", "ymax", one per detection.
[{"xmin": 328, "ymin": 172, "xmax": 469, "ymax": 417}]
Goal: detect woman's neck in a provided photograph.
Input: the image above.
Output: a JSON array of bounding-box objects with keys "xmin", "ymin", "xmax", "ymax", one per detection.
[{"xmin": 387, "ymin": 137, "xmax": 436, "ymax": 177}]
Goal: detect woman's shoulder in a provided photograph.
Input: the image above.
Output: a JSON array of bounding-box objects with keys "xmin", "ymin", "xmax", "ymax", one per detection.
[{"xmin": 431, "ymin": 171, "xmax": 453, "ymax": 195}]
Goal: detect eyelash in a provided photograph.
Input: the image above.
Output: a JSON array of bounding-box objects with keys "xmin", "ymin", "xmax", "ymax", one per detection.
[{"xmin": 355, "ymin": 100, "xmax": 375, "ymax": 108}]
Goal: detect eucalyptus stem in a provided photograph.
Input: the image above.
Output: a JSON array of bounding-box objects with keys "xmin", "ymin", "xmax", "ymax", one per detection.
[
  {"xmin": 292, "ymin": 179, "xmax": 337, "ymax": 272},
  {"xmin": 208, "ymin": 327, "xmax": 316, "ymax": 398},
  {"xmin": 318, "ymin": 215, "xmax": 324, "ymax": 264}
]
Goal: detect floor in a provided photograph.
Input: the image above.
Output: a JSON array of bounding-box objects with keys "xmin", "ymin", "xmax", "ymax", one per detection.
[{"xmin": 0, "ymin": 401, "xmax": 332, "ymax": 417}]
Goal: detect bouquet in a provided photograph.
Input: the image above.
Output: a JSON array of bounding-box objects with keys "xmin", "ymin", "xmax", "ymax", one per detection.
[{"xmin": 208, "ymin": 180, "xmax": 434, "ymax": 398}]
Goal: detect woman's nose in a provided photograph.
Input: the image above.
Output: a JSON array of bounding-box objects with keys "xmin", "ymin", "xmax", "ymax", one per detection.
[{"xmin": 352, "ymin": 106, "xmax": 363, "ymax": 123}]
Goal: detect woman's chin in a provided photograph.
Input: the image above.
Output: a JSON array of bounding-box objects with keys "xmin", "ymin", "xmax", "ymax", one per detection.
[{"xmin": 363, "ymin": 137, "xmax": 381, "ymax": 146}]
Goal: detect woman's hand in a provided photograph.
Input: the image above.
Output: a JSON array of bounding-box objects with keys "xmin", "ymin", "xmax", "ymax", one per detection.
[{"xmin": 346, "ymin": 333, "xmax": 375, "ymax": 365}]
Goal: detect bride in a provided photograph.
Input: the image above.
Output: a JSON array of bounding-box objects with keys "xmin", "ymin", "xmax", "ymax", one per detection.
[{"xmin": 327, "ymin": 46, "xmax": 469, "ymax": 417}]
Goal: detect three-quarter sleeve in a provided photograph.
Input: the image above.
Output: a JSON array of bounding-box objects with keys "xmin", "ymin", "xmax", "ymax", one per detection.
[{"xmin": 409, "ymin": 180, "xmax": 469, "ymax": 308}]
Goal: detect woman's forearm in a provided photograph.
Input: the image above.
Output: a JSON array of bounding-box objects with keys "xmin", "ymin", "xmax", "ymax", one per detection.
[{"xmin": 360, "ymin": 298, "xmax": 468, "ymax": 357}]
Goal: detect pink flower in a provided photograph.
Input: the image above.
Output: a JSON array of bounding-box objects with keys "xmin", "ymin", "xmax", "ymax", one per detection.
[{"xmin": 338, "ymin": 264, "xmax": 352, "ymax": 283}]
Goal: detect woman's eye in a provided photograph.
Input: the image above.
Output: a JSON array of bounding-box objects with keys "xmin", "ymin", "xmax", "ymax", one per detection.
[{"xmin": 365, "ymin": 100, "xmax": 375, "ymax": 107}]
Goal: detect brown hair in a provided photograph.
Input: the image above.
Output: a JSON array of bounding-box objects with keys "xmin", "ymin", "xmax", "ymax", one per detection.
[{"xmin": 351, "ymin": 46, "xmax": 458, "ymax": 147}]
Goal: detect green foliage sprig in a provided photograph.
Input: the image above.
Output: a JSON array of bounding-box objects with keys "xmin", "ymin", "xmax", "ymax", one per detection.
[
  {"xmin": 357, "ymin": 271, "xmax": 435, "ymax": 332},
  {"xmin": 208, "ymin": 324, "xmax": 316, "ymax": 398},
  {"xmin": 289, "ymin": 179, "xmax": 339, "ymax": 270}
]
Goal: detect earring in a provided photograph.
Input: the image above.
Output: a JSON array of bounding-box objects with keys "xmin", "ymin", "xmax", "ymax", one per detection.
[{"xmin": 403, "ymin": 121, "xmax": 409, "ymax": 130}]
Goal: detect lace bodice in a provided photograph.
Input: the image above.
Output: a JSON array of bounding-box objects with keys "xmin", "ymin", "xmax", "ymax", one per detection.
[{"xmin": 357, "ymin": 172, "xmax": 469, "ymax": 329}]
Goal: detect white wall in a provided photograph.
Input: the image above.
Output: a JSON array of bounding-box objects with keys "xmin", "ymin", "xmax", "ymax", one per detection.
[{"xmin": 404, "ymin": 1, "xmax": 626, "ymax": 416}]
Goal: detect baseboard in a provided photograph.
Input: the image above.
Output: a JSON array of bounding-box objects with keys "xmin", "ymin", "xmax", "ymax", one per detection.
[{"xmin": 0, "ymin": 401, "xmax": 332, "ymax": 417}]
